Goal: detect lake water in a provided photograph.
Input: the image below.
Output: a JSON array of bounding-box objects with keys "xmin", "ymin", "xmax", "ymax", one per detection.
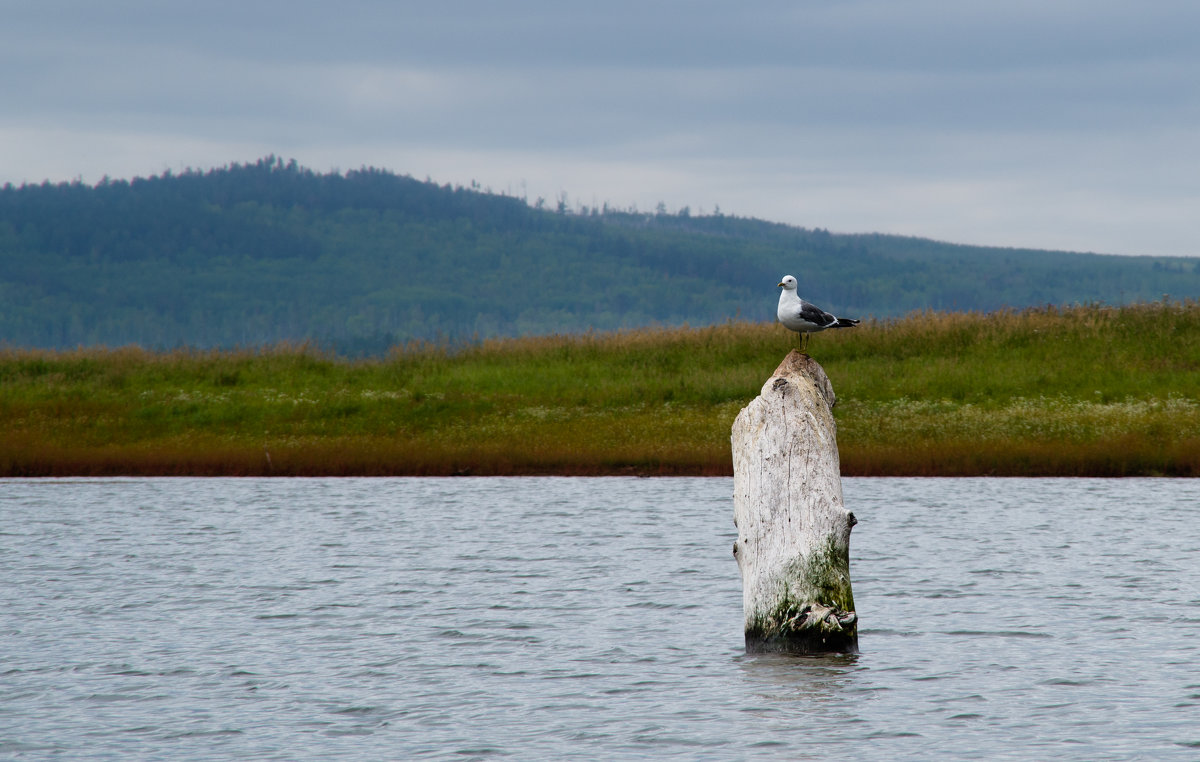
[{"xmin": 2, "ymin": 477, "xmax": 1198, "ymax": 760}]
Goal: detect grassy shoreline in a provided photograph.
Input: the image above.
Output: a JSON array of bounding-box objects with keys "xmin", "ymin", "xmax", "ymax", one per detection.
[{"xmin": 4, "ymin": 302, "xmax": 1199, "ymax": 477}]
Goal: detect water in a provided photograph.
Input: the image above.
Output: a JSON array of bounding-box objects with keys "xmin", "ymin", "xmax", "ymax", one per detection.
[{"xmin": 2, "ymin": 477, "xmax": 1198, "ymax": 760}]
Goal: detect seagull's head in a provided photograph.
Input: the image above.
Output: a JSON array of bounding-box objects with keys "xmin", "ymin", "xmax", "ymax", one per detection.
[{"xmin": 778, "ymin": 275, "xmax": 798, "ymax": 291}]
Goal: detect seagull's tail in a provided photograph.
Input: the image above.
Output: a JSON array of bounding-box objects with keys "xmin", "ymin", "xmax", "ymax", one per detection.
[{"xmin": 833, "ymin": 317, "xmax": 860, "ymax": 328}]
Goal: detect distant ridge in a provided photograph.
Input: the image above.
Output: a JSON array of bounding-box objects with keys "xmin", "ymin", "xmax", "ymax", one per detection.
[{"xmin": 2, "ymin": 156, "xmax": 1197, "ymax": 354}]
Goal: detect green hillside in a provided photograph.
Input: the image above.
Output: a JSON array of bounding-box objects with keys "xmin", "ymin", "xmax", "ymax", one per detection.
[{"xmin": 3, "ymin": 156, "xmax": 1198, "ymax": 353}]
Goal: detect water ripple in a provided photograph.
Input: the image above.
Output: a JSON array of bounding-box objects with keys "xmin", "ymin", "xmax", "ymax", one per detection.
[{"xmin": 2, "ymin": 476, "xmax": 1198, "ymax": 759}]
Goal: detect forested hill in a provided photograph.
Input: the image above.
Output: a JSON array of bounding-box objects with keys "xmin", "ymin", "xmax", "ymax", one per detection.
[{"xmin": 3, "ymin": 156, "xmax": 1198, "ymax": 354}]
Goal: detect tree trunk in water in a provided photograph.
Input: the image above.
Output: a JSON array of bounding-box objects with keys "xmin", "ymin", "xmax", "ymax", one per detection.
[{"xmin": 731, "ymin": 350, "xmax": 858, "ymax": 654}]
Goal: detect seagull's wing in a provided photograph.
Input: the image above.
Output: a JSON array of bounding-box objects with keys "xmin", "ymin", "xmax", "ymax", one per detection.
[{"xmin": 796, "ymin": 301, "xmax": 839, "ymax": 328}]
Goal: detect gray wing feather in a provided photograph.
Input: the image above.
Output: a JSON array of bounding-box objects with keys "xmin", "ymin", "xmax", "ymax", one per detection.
[{"xmin": 798, "ymin": 302, "xmax": 838, "ymax": 328}]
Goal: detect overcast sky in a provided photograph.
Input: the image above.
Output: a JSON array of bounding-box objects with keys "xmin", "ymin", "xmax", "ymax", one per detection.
[{"xmin": 2, "ymin": 1, "xmax": 1197, "ymax": 255}]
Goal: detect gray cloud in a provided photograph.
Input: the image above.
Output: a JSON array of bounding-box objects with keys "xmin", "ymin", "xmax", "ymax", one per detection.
[{"xmin": 1, "ymin": 1, "xmax": 1197, "ymax": 255}]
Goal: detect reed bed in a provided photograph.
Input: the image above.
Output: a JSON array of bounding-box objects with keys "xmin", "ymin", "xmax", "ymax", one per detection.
[{"xmin": 3, "ymin": 301, "xmax": 1198, "ymax": 476}]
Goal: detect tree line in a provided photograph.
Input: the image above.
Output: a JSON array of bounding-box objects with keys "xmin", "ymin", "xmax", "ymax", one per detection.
[{"xmin": 2, "ymin": 156, "xmax": 1197, "ymax": 354}]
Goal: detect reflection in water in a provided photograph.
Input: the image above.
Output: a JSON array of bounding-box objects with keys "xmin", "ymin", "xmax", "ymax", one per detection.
[{"xmin": 737, "ymin": 651, "xmax": 862, "ymax": 703}]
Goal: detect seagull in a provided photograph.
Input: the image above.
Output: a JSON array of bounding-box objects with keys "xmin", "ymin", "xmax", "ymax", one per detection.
[{"xmin": 776, "ymin": 275, "xmax": 859, "ymax": 351}]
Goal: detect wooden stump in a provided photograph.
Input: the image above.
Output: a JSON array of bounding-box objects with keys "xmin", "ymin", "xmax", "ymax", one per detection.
[{"xmin": 731, "ymin": 350, "xmax": 858, "ymax": 654}]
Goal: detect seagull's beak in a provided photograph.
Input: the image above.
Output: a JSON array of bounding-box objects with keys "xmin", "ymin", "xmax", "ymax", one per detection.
[{"xmin": 777, "ymin": 282, "xmax": 785, "ymax": 288}]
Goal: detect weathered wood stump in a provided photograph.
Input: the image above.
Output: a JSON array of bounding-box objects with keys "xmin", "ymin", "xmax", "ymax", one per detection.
[{"xmin": 731, "ymin": 350, "xmax": 858, "ymax": 654}]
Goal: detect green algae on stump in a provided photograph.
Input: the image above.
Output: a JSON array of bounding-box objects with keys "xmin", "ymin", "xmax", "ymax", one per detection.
[{"xmin": 732, "ymin": 350, "xmax": 858, "ymax": 654}]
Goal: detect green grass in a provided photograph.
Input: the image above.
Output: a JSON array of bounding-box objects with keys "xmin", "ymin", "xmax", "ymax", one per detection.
[{"xmin": 3, "ymin": 301, "xmax": 1199, "ymax": 476}]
